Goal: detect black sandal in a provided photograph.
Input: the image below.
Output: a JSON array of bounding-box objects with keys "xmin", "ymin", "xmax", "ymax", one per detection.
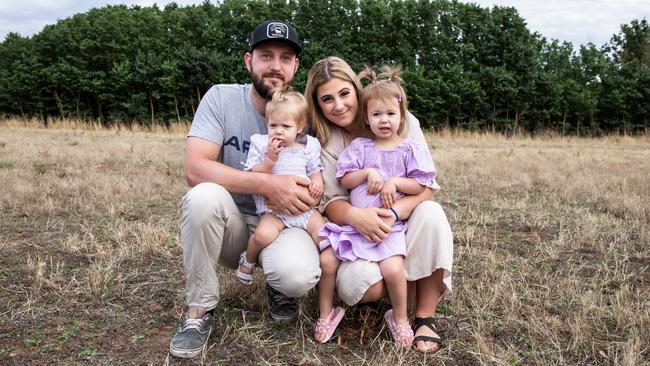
[{"xmin": 412, "ymin": 317, "xmax": 442, "ymax": 352}]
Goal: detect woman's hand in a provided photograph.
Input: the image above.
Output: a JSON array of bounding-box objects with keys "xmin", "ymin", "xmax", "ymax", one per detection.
[
  {"xmin": 380, "ymin": 178, "xmax": 398, "ymax": 208},
  {"xmin": 346, "ymin": 206, "xmax": 394, "ymax": 242},
  {"xmin": 366, "ymin": 168, "xmax": 384, "ymax": 194}
]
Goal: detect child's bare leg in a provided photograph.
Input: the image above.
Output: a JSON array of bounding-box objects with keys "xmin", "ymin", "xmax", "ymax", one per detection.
[
  {"xmin": 241, "ymin": 213, "xmax": 285, "ymax": 274},
  {"xmin": 306, "ymin": 211, "xmax": 326, "ymax": 247},
  {"xmin": 380, "ymin": 255, "xmax": 413, "ymax": 346},
  {"xmin": 315, "ymin": 246, "xmax": 340, "ymax": 342}
]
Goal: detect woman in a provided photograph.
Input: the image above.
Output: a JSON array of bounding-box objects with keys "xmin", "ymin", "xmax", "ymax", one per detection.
[{"xmin": 305, "ymin": 57, "xmax": 454, "ymax": 353}]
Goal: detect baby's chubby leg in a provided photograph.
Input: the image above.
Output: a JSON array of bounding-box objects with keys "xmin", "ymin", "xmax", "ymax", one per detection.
[
  {"xmin": 306, "ymin": 211, "xmax": 326, "ymax": 248},
  {"xmin": 246, "ymin": 213, "xmax": 285, "ymax": 266}
]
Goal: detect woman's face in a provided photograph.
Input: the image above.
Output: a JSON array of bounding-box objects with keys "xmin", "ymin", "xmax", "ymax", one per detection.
[{"xmin": 315, "ymin": 78, "xmax": 358, "ymax": 130}]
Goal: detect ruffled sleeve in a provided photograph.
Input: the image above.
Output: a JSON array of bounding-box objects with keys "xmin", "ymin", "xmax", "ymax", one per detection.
[
  {"xmin": 304, "ymin": 135, "xmax": 324, "ymax": 176},
  {"xmin": 335, "ymin": 137, "xmax": 369, "ymax": 179},
  {"xmin": 243, "ymin": 134, "xmax": 267, "ymax": 171},
  {"xmin": 404, "ymin": 139, "xmax": 440, "ymax": 191}
]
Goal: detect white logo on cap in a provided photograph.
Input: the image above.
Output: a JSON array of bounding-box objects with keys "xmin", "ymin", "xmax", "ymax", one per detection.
[{"xmin": 267, "ymin": 22, "xmax": 288, "ymax": 39}]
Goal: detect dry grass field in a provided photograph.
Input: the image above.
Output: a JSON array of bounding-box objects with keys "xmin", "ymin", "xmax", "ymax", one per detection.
[{"xmin": 0, "ymin": 119, "xmax": 648, "ymax": 365}]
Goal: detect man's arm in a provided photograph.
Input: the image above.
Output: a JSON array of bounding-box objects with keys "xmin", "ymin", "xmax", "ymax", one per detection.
[{"xmin": 184, "ymin": 137, "xmax": 314, "ymax": 215}]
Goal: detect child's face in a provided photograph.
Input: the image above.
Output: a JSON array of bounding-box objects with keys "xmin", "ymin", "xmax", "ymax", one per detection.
[
  {"xmin": 267, "ymin": 109, "xmax": 301, "ymax": 147},
  {"xmin": 366, "ymin": 97, "xmax": 401, "ymax": 141}
]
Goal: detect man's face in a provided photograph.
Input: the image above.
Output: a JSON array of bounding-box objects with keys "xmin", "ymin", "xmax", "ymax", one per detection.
[{"xmin": 245, "ymin": 41, "xmax": 299, "ymax": 99}]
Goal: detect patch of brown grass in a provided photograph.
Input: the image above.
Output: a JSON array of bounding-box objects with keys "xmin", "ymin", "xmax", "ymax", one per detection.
[{"xmin": 0, "ymin": 118, "xmax": 648, "ymax": 365}]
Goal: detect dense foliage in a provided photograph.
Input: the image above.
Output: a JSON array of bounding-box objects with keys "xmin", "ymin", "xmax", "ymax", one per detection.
[{"xmin": 0, "ymin": 0, "xmax": 648, "ymax": 134}]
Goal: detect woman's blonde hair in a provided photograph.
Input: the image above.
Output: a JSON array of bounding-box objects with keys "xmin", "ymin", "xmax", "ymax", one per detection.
[
  {"xmin": 266, "ymin": 85, "xmax": 308, "ymax": 131},
  {"xmin": 358, "ymin": 65, "xmax": 409, "ymax": 136},
  {"xmin": 304, "ymin": 56, "xmax": 363, "ymax": 146}
]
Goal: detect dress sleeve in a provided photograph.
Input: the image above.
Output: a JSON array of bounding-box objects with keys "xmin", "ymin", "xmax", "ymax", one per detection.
[
  {"xmin": 305, "ymin": 136, "xmax": 324, "ymax": 176},
  {"xmin": 243, "ymin": 134, "xmax": 267, "ymax": 171},
  {"xmin": 405, "ymin": 115, "xmax": 441, "ymax": 191},
  {"xmin": 405, "ymin": 140, "xmax": 440, "ymax": 190},
  {"xmin": 335, "ymin": 138, "xmax": 366, "ymax": 179}
]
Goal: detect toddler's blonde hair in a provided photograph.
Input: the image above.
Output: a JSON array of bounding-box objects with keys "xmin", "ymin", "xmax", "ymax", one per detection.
[{"xmin": 266, "ymin": 85, "xmax": 308, "ymax": 131}]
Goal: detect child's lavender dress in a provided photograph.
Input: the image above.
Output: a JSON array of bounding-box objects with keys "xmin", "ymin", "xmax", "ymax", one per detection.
[{"xmin": 319, "ymin": 137, "xmax": 437, "ymax": 262}]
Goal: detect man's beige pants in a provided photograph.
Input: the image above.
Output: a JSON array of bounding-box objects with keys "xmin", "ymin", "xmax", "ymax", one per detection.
[{"xmin": 181, "ymin": 183, "xmax": 321, "ymax": 310}]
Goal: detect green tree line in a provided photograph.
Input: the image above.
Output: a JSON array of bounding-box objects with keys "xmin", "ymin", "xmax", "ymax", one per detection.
[{"xmin": 0, "ymin": 0, "xmax": 648, "ymax": 134}]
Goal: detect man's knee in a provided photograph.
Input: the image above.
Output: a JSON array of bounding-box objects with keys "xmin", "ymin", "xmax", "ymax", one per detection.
[
  {"xmin": 182, "ymin": 183, "xmax": 231, "ymax": 225},
  {"xmin": 262, "ymin": 229, "xmax": 320, "ymax": 297}
]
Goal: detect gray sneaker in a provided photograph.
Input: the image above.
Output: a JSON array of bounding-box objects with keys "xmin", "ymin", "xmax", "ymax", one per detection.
[
  {"xmin": 169, "ymin": 312, "xmax": 214, "ymax": 358},
  {"xmin": 266, "ymin": 283, "xmax": 298, "ymax": 322}
]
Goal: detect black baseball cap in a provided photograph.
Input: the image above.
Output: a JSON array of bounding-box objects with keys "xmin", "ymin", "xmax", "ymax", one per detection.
[{"xmin": 248, "ymin": 20, "xmax": 302, "ymax": 55}]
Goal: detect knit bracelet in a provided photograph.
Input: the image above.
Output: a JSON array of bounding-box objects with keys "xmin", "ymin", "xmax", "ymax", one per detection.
[{"xmin": 389, "ymin": 207, "xmax": 399, "ymax": 221}]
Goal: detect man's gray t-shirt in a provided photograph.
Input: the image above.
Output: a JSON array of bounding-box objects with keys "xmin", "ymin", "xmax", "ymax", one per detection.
[{"xmin": 188, "ymin": 84, "xmax": 267, "ymax": 215}]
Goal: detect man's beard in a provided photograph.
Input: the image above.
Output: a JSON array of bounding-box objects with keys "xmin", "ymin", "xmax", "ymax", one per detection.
[{"xmin": 251, "ymin": 68, "xmax": 292, "ymax": 100}]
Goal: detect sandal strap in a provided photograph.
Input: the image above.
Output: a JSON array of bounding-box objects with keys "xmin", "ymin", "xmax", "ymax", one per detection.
[
  {"xmin": 413, "ymin": 316, "xmax": 437, "ymax": 333},
  {"xmin": 414, "ymin": 335, "xmax": 441, "ymax": 344},
  {"xmin": 239, "ymin": 251, "xmax": 256, "ymax": 269}
]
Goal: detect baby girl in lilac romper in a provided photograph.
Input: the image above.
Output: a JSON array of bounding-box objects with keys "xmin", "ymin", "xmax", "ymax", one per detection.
[{"xmin": 319, "ymin": 137, "xmax": 437, "ymax": 262}]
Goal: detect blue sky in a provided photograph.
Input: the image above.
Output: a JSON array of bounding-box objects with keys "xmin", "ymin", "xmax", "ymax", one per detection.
[{"xmin": 1, "ymin": 0, "xmax": 648, "ymax": 49}]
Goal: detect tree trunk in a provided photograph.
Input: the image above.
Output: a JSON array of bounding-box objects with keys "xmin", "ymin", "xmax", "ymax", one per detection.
[
  {"xmin": 76, "ymin": 93, "xmax": 81, "ymax": 121},
  {"xmin": 190, "ymin": 96, "xmax": 196, "ymax": 116},
  {"xmin": 149, "ymin": 93, "xmax": 155, "ymax": 125},
  {"xmin": 174, "ymin": 95, "xmax": 181, "ymax": 124},
  {"xmin": 53, "ymin": 90, "xmax": 64, "ymax": 119}
]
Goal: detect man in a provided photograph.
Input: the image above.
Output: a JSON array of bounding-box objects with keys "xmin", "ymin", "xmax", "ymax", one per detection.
[{"xmin": 169, "ymin": 20, "xmax": 321, "ymax": 359}]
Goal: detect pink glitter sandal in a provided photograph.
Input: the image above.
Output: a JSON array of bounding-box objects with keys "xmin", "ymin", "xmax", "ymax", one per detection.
[
  {"xmin": 384, "ymin": 309, "xmax": 414, "ymax": 348},
  {"xmin": 314, "ymin": 306, "xmax": 345, "ymax": 343}
]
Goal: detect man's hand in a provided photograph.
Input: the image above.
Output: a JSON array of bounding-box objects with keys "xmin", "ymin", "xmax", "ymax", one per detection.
[
  {"xmin": 366, "ymin": 168, "xmax": 384, "ymax": 194},
  {"xmin": 265, "ymin": 175, "xmax": 315, "ymax": 215},
  {"xmin": 347, "ymin": 206, "xmax": 394, "ymax": 243}
]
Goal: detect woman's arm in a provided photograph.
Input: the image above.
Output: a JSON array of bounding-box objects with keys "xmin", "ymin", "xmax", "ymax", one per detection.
[
  {"xmin": 324, "ymin": 187, "xmax": 431, "ymax": 242},
  {"xmin": 387, "ymin": 187, "xmax": 432, "ymax": 222},
  {"xmin": 324, "ymin": 200, "xmax": 394, "ymax": 243}
]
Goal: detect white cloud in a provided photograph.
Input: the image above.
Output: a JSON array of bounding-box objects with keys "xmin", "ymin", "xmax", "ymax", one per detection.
[
  {"xmin": 459, "ymin": 0, "xmax": 649, "ymax": 47},
  {"xmin": 1, "ymin": 0, "xmax": 648, "ymax": 47}
]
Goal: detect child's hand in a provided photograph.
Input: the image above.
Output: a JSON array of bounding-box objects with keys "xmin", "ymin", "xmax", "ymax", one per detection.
[
  {"xmin": 366, "ymin": 168, "xmax": 384, "ymax": 194},
  {"xmin": 266, "ymin": 137, "xmax": 283, "ymax": 161},
  {"xmin": 309, "ymin": 180, "xmax": 323, "ymax": 199},
  {"xmin": 380, "ymin": 179, "xmax": 397, "ymax": 208}
]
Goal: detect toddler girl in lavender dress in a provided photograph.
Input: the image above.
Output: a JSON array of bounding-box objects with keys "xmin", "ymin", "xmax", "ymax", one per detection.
[{"xmin": 315, "ymin": 66, "xmax": 438, "ymax": 348}]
